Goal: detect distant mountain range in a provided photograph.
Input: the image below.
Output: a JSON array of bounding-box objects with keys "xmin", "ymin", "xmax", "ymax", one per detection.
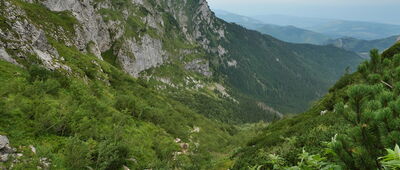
[
  {"xmin": 214, "ymin": 10, "xmax": 331, "ymax": 45},
  {"xmin": 214, "ymin": 10, "xmax": 400, "ymax": 55},
  {"xmin": 326, "ymin": 35, "xmax": 399, "ymax": 58},
  {"xmin": 255, "ymin": 25, "xmax": 331, "ymax": 45},
  {"xmin": 252, "ymin": 14, "xmax": 400, "ymax": 40}
]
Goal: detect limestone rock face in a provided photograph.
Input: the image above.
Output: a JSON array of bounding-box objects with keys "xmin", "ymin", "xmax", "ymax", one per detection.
[
  {"xmin": 41, "ymin": 0, "xmax": 168, "ymax": 76},
  {"xmin": 185, "ymin": 59, "xmax": 212, "ymax": 77},
  {"xmin": 118, "ymin": 35, "xmax": 166, "ymax": 77},
  {"xmin": 0, "ymin": 1, "xmax": 70, "ymax": 71},
  {"xmin": 164, "ymin": 0, "xmax": 227, "ymax": 56},
  {"xmin": 43, "ymin": 0, "xmax": 111, "ymax": 59},
  {"xmin": 2, "ymin": 0, "xmax": 224, "ymax": 77},
  {"xmin": 0, "ymin": 48, "xmax": 19, "ymax": 65}
]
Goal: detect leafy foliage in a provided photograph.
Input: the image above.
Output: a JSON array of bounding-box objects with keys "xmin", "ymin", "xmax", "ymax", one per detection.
[
  {"xmin": 0, "ymin": 45, "xmax": 245, "ymax": 169},
  {"xmin": 380, "ymin": 145, "xmax": 400, "ymax": 169}
]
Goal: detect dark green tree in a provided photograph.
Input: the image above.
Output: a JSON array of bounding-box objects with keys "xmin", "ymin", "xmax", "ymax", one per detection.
[{"xmin": 332, "ymin": 51, "xmax": 400, "ymax": 169}]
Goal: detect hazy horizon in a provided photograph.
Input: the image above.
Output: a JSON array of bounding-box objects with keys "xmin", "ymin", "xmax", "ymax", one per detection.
[{"xmin": 207, "ymin": 0, "xmax": 400, "ymax": 25}]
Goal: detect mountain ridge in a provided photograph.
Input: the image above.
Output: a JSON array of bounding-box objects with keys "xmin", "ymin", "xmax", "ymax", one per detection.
[
  {"xmin": 326, "ymin": 35, "xmax": 399, "ymax": 58},
  {"xmin": 232, "ymin": 42, "xmax": 400, "ymax": 169},
  {"xmin": 0, "ymin": 0, "xmax": 362, "ymax": 117},
  {"xmin": 0, "ymin": 0, "xmax": 363, "ymax": 169},
  {"xmin": 214, "ymin": 9, "xmax": 331, "ymax": 45},
  {"xmin": 252, "ymin": 14, "xmax": 400, "ymax": 40}
]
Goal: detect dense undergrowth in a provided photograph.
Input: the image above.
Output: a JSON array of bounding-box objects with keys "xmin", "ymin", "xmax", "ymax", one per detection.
[
  {"xmin": 0, "ymin": 1, "xmax": 263, "ymax": 168},
  {"xmin": 0, "ymin": 45, "xmax": 261, "ymax": 169}
]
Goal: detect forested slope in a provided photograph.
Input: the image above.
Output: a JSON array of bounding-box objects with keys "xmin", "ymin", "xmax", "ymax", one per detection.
[
  {"xmin": 0, "ymin": 0, "xmax": 365, "ymax": 169},
  {"xmin": 233, "ymin": 42, "xmax": 400, "ymax": 169}
]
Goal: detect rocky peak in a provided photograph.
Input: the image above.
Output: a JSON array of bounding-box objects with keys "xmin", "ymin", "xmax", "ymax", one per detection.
[
  {"xmin": 1, "ymin": 0, "xmax": 224, "ymax": 78},
  {"xmin": 37, "ymin": 0, "xmax": 221, "ymax": 77}
]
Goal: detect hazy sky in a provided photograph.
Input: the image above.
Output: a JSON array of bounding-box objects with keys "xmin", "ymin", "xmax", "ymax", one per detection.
[{"xmin": 207, "ymin": 0, "xmax": 400, "ymax": 24}]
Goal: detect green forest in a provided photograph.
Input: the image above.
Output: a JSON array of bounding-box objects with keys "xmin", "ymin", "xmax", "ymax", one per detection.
[{"xmin": 233, "ymin": 43, "xmax": 400, "ymax": 169}]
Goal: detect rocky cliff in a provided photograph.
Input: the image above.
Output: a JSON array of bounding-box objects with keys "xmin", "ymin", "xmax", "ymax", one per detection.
[
  {"xmin": 0, "ymin": 0, "xmax": 224, "ymax": 77},
  {"xmin": 0, "ymin": 0, "xmax": 366, "ymax": 169},
  {"xmin": 0, "ymin": 0, "xmax": 362, "ymax": 121}
]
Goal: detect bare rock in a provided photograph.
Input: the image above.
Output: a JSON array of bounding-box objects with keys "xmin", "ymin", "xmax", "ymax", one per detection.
[
  {"xmin": 0, "ymin": 136, "xmax": 13, "ymax": 162},
  {"xmin": 29, "ymin": 145, "xmax": 36, "ymax": 154},
  {"xmin": 184, "ymin": 59, "xmax": 212, "ymax": 77},
  {"xmin": 0, "ymin": 1, "xmax": 71, "ymax": 71},
  {"xmin": 0, "ymin": 136, "xmax": 9, "ymax": 150},
  {"xmin": 0, "ymin": 153, "xmax": 9, "ymax": 162},
  {"xmin": 227, "ymin": 60, "xmax": 237, "ymax": 67},
  {"xmin": 0, "ymin": 48, "xmax": 18, "ymax": 65},
  {"xmin": 123, "ymin": 165, "xmax": 130, "ymax": 170},
  {"xmin": 43, "ymin": 0, "xmax": 112, "ymax": 59},
  {"xmin": 118, "ymin": 35, "xmax": 166, "ymax": 77}
]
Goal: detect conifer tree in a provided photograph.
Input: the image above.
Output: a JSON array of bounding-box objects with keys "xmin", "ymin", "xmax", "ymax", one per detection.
[{"xmin": 332, "ymin": 51, "xmax": 400, "ymax": 169}]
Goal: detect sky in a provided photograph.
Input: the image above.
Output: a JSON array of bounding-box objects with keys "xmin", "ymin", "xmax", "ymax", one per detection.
[{"xmin": 207, "ymin": 0, "xmax": 400, "ymax": 25}]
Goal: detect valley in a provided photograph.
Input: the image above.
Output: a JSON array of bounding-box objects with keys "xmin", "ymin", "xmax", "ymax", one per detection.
[
  {"xmin": 0, "ymin": 0, "xmax": 399, "ymax": 169},
  {"xmin": 214, "ymin": 10, "xmax": 400, "ymax": 58}
]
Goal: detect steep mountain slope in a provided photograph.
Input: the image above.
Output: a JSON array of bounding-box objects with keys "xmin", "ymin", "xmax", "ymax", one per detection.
[
  {"xmin": 253, "ymin": 15, "xmax": 400, "ymax": 40},
  {"xmin": 233, "ymin": 43, "xmax": 400, "ymax": 169},
  {"xmin": 0, "ymin": 0, "xmax": 363, "ymax": 169},
  {"xmin": 217, "ymin": 24, "xmax": 361, "ymax": 114},
  {"xmin": 214, "ymin": 10, "xmax": 331, "ymax": 44},
  {"xmin": 0, "ymin": 1, "xmax": 252, "ymax": 169},
  {"xmin": 0, "ymin": 0, "xmax": 362, "ymax": 120},
  {"xmin": 326, "ymin": 35, "xmax": 399, "ymax": 58}
]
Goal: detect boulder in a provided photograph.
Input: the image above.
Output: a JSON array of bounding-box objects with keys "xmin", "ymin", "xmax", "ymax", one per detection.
[
  {"xmin": 0, "ymin": 135, "xmax": 15, "ymax": 162},
  {"xmin": 0, "ymin": 153, "xmax": 9, "ymax": 162},
  {"xmin": 0, "ymin": 136, "xmax": 9, "ymax": 149}
]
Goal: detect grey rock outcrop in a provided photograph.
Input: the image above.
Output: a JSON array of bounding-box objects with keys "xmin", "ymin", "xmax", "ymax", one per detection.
[
  {"xmin": 160, "ymin": 0, "xmax": 227, "ymax": 56},
  {"xmin": 2, "ymin": 0, "xmax": 223, "ymax": 78},
  {"xmin": 397, "ymin": 36, "xmax": 400, "ymax": 42},
  {"xmin": 0, "ymin": 136, "xmax": 9, "ymax": 149},
  {"xmin": 0, "ymin": 136, "xmax": 14, "ymax": 162},
  {"xmin": 185, "ymin": 59, "xmax": 212, "ymax": 77},
  {"xmin": 43, "ymin": 0, "xmax": 111, "ymax": 59},
  {"xmin": 0, "ymin": 48, "xmax": 19, "ymax": 65},
  {"xmin": 42, "ymin": 0, "xmax": 168, "ymax": 76},
  {"xmin": 0, "ymin": 1, "xmax": 70, "ymax": 71},
  {"xmin": 118, "ymin": 35, "xmax": 166, "ymax": 77}
]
